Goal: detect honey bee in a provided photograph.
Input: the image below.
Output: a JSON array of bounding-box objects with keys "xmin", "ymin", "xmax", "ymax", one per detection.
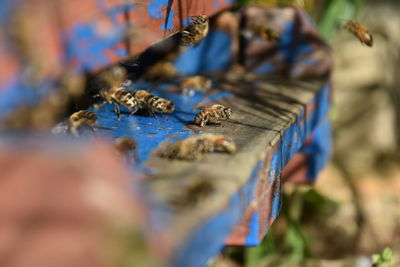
[
  {"xmin": 250, "ymin": 24, "xmax": 281, "ymax": 41},
  {"xmin": 180, "ymin": 15, "xmax": 209, "ymax": 46},
  {"xmin": 345, "ymin": 19, "xmax": 373, "ymax": 47},
  {"xmin": 114, "ymin": 136, "xmax": 137, "ymax": 160},
  {"xmin": 180, "ymin": 76, "xmax": 212, "ymax": 96},
  {"xmin": 157, "ymin": 133, "xmax": 236, "ymax": 161},
  {"xmin": 168, "ymin": 176, "xmax": 214, "ymax": 209},
  {"xmin": 142, "ymin": 61, "xmax": 177, "ymax": 81},
  {"xmin": 93, "ymin": 66, "xmax": 139, "ymax": 120},
  {"xmin": 194, "ymin": 104, "xmax": 232, "ymax": 127},
  {"xmin": 68, "ymin": 110, "xmax": 97, "ymax": 137},
  {"xmin": 98, "ymin": 86, "xmax": 139, "ymax": 120},
  {"xmin": 133, "ymin": 90, "xmax": 174, "ymax": 115}
]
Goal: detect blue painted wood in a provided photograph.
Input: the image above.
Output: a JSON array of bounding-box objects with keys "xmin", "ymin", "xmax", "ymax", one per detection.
[
  {"xmin": 85, "ymin": 5, "xmax": 332, "ymax": 265},
  {"xmin": 171, "ymin": 84, "xmax": 330, "ymax": 266}
]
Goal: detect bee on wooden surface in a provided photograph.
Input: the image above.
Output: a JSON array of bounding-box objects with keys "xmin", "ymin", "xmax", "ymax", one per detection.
[
  {"xmin": 157, "ymin": 133, "xmax": 236, "ymax": 161},
  {"xmin": 97, "ymin": 86, "xmax": 139, "ymax": 120},
  {"xmin": 114, "ymin": 136, "xmax": 137, "ymax": 160},
  {"xmin": 180, "ymin": 15, "xmax": 209, "ymax": 46},
  {"xmin": 92, "ymin": 66, "xmax": 139, "ymax": 120},
  {"xmin": 194, "ymin": 104, "xmax": 232, "ymax": 127},
  {"xmin": 180, "ymin": 76, "xmax": 212, "ymax": 96},
  {"xmin": 250, "ymin": 24, "xmax": 281, "ymax": 41},
  {"xmin": 195, "ymin": 133, "xmax": 236, "ymax": 154},
  {"xmin": 142, "ymin": 61, "xmax": 177, "ymax": 81},
  {"xmin": 345, "ymin": 19, "xmax": 373, "ymax": 47},
  {"xmin": 68, "ymin": 110, "xmax": 97, "ymax": 137},
  {"xmin": 168, "ymin": 177, "xmax": 214, "ymax": 209},
  {"xmin": 133, "ymin": 90, "xmax": 174, "ymax": 115}
]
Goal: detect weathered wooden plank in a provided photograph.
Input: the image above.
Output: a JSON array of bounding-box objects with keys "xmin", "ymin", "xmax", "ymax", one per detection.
[
  {"xmin": 91, "ymin": 75, "xmax": 329, "ymax": 266},
  {"xmin": 88, "ymin": 5, "xmax": 332, "ymax": 265}
]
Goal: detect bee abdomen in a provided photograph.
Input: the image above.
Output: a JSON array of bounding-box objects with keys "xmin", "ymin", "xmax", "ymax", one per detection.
[
  {"xmin": 115, "ymin": 90, "xmax": 139, "ymax": 112},
  {"xmin": 145, "ymin": 94, "xmax": 159, "ymax": 106},
  {"xmin": 69, "ymin": 111, "xmax": 97, "ymax": 123},
  {"xmin": 194, "ymin": 111, "xmax": 210, "ymax": 126}
]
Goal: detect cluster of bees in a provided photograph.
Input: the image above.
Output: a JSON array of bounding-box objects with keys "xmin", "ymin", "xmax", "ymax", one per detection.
[
  {"xmin": 62, "ymin": 15, "xmax": 237, "ymax": 161},
  {"xmin": 62, "ymin": 13, "xmax": 373, "ymax": 161}
]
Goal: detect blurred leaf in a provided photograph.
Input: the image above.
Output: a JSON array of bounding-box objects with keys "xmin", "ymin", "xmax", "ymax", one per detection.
[
  {"xmin": 301, "ymin": 188, "xmax": 339, "ymax": 221},
  {"xmin": 371, "ymin": 247, "xmax": 393, "ymax": 267},
  {"xmin": 284, "ymin": 219, "xmax": 312, "ymax": 261},
  {"xmin": 372, "ymin": 254, "xmax": 381, "ymax": 264},
  {"xmin": 382, "ymin": 247, "xmax": 393, "ymax": 262}
]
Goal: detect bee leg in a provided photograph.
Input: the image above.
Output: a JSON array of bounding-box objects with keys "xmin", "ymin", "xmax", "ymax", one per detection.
[
  {"xmin": 214, "ymin": 121, "xmax": 223, "ymax": 127},
  {"xmin": 113, "ymin": 101, "xmax": 121, "ymax": 120},
  {"xmin": 144, "ymin": 106, "xmax": 156, "ymax": 117},
  {"xmin": 200, "ymin": 120, "xmax": 207, "ymax": 127}
]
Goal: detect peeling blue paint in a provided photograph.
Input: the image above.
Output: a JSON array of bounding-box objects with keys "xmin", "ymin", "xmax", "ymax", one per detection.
[
  {"xmin": 161, "ymin": 9, "xmax": 175, "ymax": 30},
  {"xmin": 245, "ymin": 212, "xmax": 260, "ymax": 245},
  {"xmin": 301, "ymin": 119, "xmax": 331, "ymax": 181},
  {"xmin": 213, "ymin": 1, "xmax": 221, "ymax": 7},
  {"xmin": 61, "ymin": 0, "xmax": 139, "ymax": 70},
  {"xmin": 148, "ymin": 0, "xmax": 169, "ymax": 19},
  {"xmin": 0, "ymin": 77, "xmax": 56, "ymax": 119},
  {"xmin": 147, "ymin": 0, "xmax": 175, "ymax": 30},
  {"xmin": 182, "ymin": 17, "xmax": 193, "ymax": 27},
  {"xmin": 96, "ymin": 0, "xmax": 136, "ymax": 22},
  {"xmin": 269, "ymin": 152, "xmax": 279, "ymax": 183},
  {"xmin": 173, "ymin": 158, "xmax": 261, "ymax": 267},
  {"xmin": 270, "ymin": 189, "xmax": 281, "ymax": 221},
  {"xmin": 66, "ymin": 23, "xmax": 126, "ymax": 70}
]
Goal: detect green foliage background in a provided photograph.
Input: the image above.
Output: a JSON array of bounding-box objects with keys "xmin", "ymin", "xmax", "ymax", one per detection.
[{"xmin": 237, "ymin": 0, "xmax": 367, "ymax": 39}]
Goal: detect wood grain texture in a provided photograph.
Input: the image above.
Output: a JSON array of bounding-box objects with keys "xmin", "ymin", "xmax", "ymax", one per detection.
[
  {"xmin": 90, "ymin": 73, "xmax": 328, "ymax": 265},
  {"xmin": 145, "ymin": 78, "xmax": 328, "ymax": 261}
]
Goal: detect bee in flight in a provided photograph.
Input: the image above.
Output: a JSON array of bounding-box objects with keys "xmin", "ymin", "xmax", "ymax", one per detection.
[
  {"xmin": 345, "ymin": 19, "xmax": 373, "ymax": 47},
  {"xmin": 180, "ymin": 76, "xmax": 212, "ymax": 96},
  {"xmin": 156, "ymin": 133, "xmax": 236, "ymax": 161},
  {"xmin": 68, "ymin": 110, "xmax": 98, "ymax": 137},
  {"xmin": 180, "ymin": 15, "xmax": 209, "ymax": 46},
  {"xmin": 194, "ymin": 104, "xmax": 232, "ymax": 127},
  {"xmin": 250, "ymin": 24, "xmax": 281, "ymax": 42},
  {"xmin": 133, "ymin": 90, "xmax": 174, "ymax": 115}
]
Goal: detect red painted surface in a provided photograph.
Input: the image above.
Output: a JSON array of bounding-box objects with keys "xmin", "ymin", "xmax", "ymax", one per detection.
[{"xmin": 0, "ymin": 0, "xmax": 233, "ymax": 86}]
